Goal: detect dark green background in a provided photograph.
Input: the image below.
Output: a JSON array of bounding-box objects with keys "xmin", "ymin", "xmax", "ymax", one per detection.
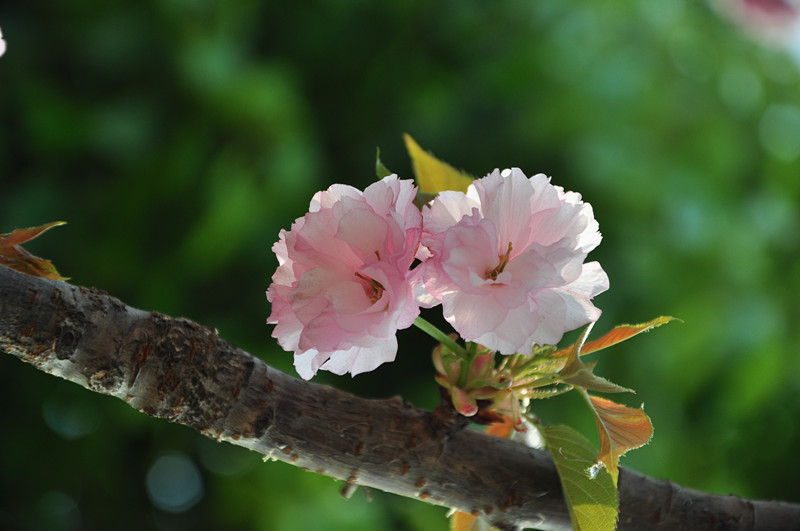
[{"xmin": 2, "ymin": 1, "xmax": 799, "ymax": 530}]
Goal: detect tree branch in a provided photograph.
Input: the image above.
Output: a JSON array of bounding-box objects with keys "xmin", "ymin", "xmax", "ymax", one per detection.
[{"xmin": 1, "ymin": 266, "xmax": 797, "ymax": 530}]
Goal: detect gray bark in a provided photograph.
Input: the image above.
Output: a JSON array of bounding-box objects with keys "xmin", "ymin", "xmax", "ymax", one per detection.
[{"xmin": 1, "ymin": 265, "xmax": 798, "ymax": 530}]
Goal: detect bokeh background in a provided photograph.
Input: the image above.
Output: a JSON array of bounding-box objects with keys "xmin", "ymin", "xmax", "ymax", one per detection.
[{"xmin": 2, "ymin": 1, "xmax": 800, "ymax": 530}]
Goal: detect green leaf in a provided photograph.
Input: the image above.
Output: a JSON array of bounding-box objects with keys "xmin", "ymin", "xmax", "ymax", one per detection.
[
  {"xmin": 559, "ymin": 323, "xmax": 632, "ymax": 393},
  {"xmin": 375, "ymin": 147, "xmax": 393, "ymax": 179},
  {"xmin": 403, "ymin": 133, "xmax": 474, "ymax": 194},
  {"xmin": 543, "ymin": 425, "xmax": 618, "ymax": 531},
  {"xmin": 583, "ymin": 392, "xmax": 653, "ymax": 486},
  {"xmin": 561, "ymin": 363, "xmax": 634, "ymax": 394}
]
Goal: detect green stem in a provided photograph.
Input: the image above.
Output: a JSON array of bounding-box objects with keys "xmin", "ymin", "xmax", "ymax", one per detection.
[
  {"xmin": 413, "ymin": 316, "xmax": 466, "ymax": 357},
  {"xmin": 459, "ymin": 342, "xmax": 479, "ymax": 387},
  {"xmin": 576, "ymin": 385, "xmax": 592, "ymax": 406}
]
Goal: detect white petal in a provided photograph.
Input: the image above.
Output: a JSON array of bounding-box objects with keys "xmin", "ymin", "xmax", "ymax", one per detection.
[
  {"xmin": 563, "ymin": 261, "xmax": 609, "ymax": 298},
  {"xmin": 321, "ymin": 335, "xmax": 398, "ymax": 376},
  {"xmin": 293, "ymin": 349, "xmax": 329, "ymax": 380}
]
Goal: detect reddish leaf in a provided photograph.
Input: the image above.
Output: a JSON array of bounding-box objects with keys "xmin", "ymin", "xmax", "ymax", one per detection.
[
  {"xmin": 0, "ymin": 222, "xmax": 68, "ymax": 280},
  {"xmin": 586, "ymin": 393, "xmax": 653, "ymax": 486},
  {"xmin": 450, "ymin": 511, "xmax": 493, "ymax": 531},
  {"xmin": 552, "ymin": 316, "xmax": 677, "ymax": 359},
  {"xmin": 485, "ymin": 414, "xmax": 515, "ymax": 438},
  {"xmin": 559, "ymin": 323, "xmax": 632, "ymax": 393},
  {"xmin": 0, "ymin": 221, "xmax": 65, "ymax": 247}
]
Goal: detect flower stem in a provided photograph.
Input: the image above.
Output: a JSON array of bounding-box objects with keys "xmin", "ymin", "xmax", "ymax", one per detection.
[
  {"xmin": 459, "ymin": 342, "xmax": 479, "ymax": 387},
  {"xmin": 413, "ymin": 316, "xmax": 466, "ymax": 357}
]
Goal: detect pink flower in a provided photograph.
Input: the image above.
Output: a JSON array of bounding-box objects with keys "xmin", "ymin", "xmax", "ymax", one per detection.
[
  {"xmin": 267, "ymin": 175, "xmax": 422, "ymax": 379},
  {"xmin": 711, "ymin": 0, "xmax": 800, "ymax": 51},
  {"xmin": 418, "ymin": 168, "xmax": 608, "ymax": 354}
]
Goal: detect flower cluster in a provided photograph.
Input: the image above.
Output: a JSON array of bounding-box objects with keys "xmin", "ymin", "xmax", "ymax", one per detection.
[{"xmin": 267, "ymin": 168, "xmax": 608, "ymax": 379}]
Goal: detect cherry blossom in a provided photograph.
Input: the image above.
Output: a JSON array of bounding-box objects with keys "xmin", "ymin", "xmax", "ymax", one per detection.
[
  {"xmin": 711, "ymin": 0, "xmax": 800, "ymax": 66},
  {"xmin": 267, "ymin": 175, "xmax": 422, "ymax": 379},
  {"xmin": 418, "ymin": 168, "xmax": 608, "ymax": 354}
]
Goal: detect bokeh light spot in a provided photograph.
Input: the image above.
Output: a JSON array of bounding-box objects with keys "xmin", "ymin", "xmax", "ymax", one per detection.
[
  {"xmin": 146, "ymin": 453, "xmax": 204, "ymax": 513},
  {"xmin": 758, "ymin": 103, "xmax": 800, "ymax": 160},
  {"xmin": 36, "ymin": 491, "xmax": 81, "ymax": 531},
  {"xmin": 42, "ymin": 397, "xmax": 99, "ymax": 440},
  {"xmin": 718, "ymin": 61, "xmax": 763, "ymax": 114}
]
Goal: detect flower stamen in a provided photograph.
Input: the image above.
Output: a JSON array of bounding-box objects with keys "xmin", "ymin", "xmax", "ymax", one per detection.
[
  {"xmin": 486, "ymin": 242, "xmax": 513, "ymax": 281},
  {"xmin": 355, "ymin": 271, "xmax": 385, "ymax": 303}
]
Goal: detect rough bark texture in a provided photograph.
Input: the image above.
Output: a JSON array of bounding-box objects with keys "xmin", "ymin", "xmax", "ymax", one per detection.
[{"xmin": 1, "ymin": 266, "xmax": 798, "ymax": 530}]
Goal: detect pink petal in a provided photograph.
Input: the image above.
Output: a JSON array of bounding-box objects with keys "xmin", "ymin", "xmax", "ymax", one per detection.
[
  {"xmin": 266, "ymin": 175, "xmax": 422, "ymax": 378},
  {"xmin": 442, "ymin": 292, "xmax": 506, "ymax": 342},
  {"xmin": 420, "ymin": 167, "xmax": 608, "ymax": 353}
]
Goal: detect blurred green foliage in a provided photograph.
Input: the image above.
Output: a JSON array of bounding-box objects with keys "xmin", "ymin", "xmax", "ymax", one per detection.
[{"xmin": 2, "ymin": 0, "xmax": 800, "ymax": 529}]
